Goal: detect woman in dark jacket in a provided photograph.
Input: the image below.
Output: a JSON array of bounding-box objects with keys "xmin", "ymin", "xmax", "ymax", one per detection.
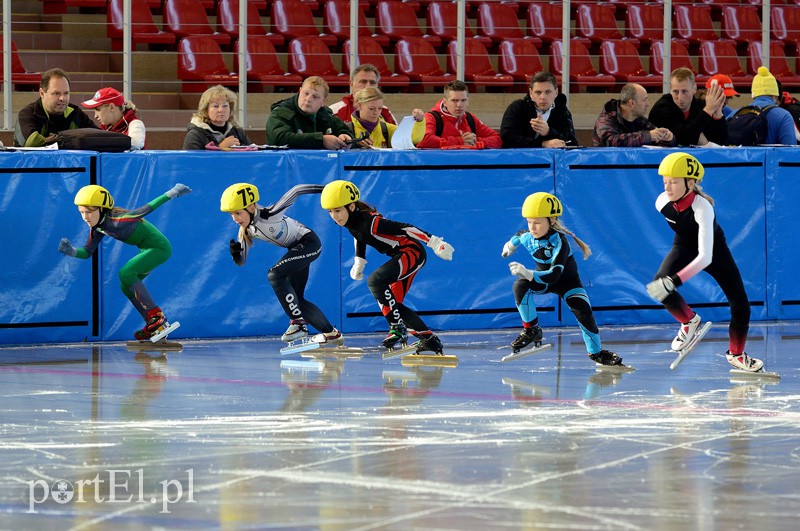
[{"xmin": 182, "ymin": 85, "xmax": 251, "ymax": 150}]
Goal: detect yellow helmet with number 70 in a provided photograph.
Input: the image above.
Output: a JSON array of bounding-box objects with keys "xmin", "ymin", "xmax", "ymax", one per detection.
[
  {"xmin": 658, "ymin": 152, "xmax": 704, "ymax": 182},
  {"xmin": 220, "ymin": 183, "xmax": 260, "ymax": 212},
  {"xmin": 320, "ymin": 180, "xmax": 360, "ymax": 209},
  {"xmin": 521, "ymin": 192, "xmax": 563, "ymax": 219},
  {"xmin": 74, "ymin": 185, "xmax": 114, "ymax": 209}
]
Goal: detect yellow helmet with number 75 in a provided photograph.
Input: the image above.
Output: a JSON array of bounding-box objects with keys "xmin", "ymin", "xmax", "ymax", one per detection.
[
  {"xmin": 220, "ymin": 183, "xmax": 260, "ymax": 212},
  {"xmin": 658, "ymin": 152, "xmax": 704, "ymax": 182},
  {"xmin": 521, "ymin": 192, "xmax": 563, "ymax": 219},
  {"xmin": 74, "ymin": 185, "xmax": 114, "ymax": 209},
  {"xmin": 320, "ymin": 180, "xmax": 360, "ymax": 209}
]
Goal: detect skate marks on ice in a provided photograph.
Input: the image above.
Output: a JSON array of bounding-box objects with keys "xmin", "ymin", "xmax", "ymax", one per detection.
[{"xmin": 501, "ymin": 343, "xmax": 553, "ymax": 363}]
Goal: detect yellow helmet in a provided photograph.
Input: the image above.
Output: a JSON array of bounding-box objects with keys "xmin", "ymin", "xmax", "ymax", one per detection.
[
  {"xmin": 658, "ymin": 152, "xmax": 704, "ymax": 182},
  {"xmin": 321, "ymin": 180, "xmax": 360, "ymax": 209},
  {"xmin": 521, "ymin": 192, "xmax": 563, "ymax": 218},
  {"xmin": 220, "ymin": 183, "xmax": 260, "ymax": 212},
  {"xmin": 74, "ymin": 185, "xmax": 114, "ymax": 209}
]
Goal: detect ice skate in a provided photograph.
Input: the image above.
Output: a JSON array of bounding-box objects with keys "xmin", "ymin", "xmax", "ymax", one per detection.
[
  {"xmin": 382, "ymin": 322, "xmax": 409, "ymax": 350},
  {"xmin": 669, "ymin": 320, "xmax": 713, "ymax": 370},
  {"xmin": 401, "ymin": 332, "xmax": 458, "ymax": 367},
  {"xmin": 128, "ymin": 309, "xmax": 181, "ymax": 349},
  {"xmin": 511, "ymin": 326, "xmax": 543, "ymax": 353},
  {"xmin": 589, "ymin": 350, "xmax": 631, "ymax": 371},
  {"xmin": 310, "ymin": 328, "xmax": 345, "ymax": 347},
  {"xmin": 728, "ymin": 351, "xmax": 780, "ymax": 380},
  {"xmin": 671, "ymin": 313, "xmax": 701, "ymax": 351},
  {"xmin": 281, "ymin": 319, "xmax": 308, "ymax": 342},
  {"xmin": 415, "ymin": 333, "xmax": 444, "ymax": 354},
  {"xmin": 302, "ymin": 328, "xmax": 363, "ymax": 357}
]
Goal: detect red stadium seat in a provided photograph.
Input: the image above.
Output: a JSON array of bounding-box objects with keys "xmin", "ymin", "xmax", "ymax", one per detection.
[
  {"xmin": 177, "ymin": 35, "xmax": 238, "ymax": 92},
  {"xmin": 650, "ymin": 40, "xmax": 708, "ymax": 85},
  {"xmin": 107, "ymin": 0, "xmax": 176, "ymax": 51},
  {"xmin": 477, "ymin": 2, "xmax": 541, "ymax": 48},
  {"xmin": 0, "ymin": 41, "xmax": 40, "ymax": 90},
  {"xmin": 325, "ymin": 0, "xmax": 390, "ymax": 47},
  {"xmin": 721, "ymin": 5, "xmax": 762, "ymax": 45},
  {"xmin": 395, "ymin": 37, "xmax": 455, "ymax": 92},
  {"xmin": 527, "ymin": 2, "xmax": 589, "ymax": 51},
  {"xmin": 343, "ymin": 36, "xmax": 411, "ymax": 88},
  {"xmin": 771, "ymin": 6, "xmax": 800, "ymax": 52},
  {"xmin": 235, "ymin": 36, "xmax": 303, "ymax": 91},
  {"xmin": 376, "ymin": 1, "xmax": 442, "ymax": 48},
  {"xmin": 698, "ymin": 40, "xmax": 751, "ymax": 87},
  {"xmin": 427, "ymin": 1, "xmax": 492, "ymax": 47},
  {"xmin": 600, "ymin": 39, "xmax": 661, "ymax": 87},
  {"xmin": 164, "ymin": 0, "xmax": 231, "ymax": 48},
  {"xmin": 447, "ymin": 39, "xmax": 514, "ymax": 90},
  {"xmin": 626, "ymin": 3, "xmax": 688, "ymax": 49},
  {"xmin": 287, "ymin": 36, "xmax": 351, "ymax": 87},
  {"xmin": 747, "ymin": 41, "xmax": 800, "ymax": 88},
  {"xmin": 217, "ymin": 0, "xmax": 284, "ymax": 48},
  {"xmin": 498, "ymin": 38, "xmax": 546, "ymax": 84},
  {"xmin": 576, "ymin": 3, "xmax": 638, "ymax": 50},
  {"xmin": 272, "ymin": 0, "xmax": 338, "ymax": 47},
  {"xmin": 674, "ymin": 4, "xmax": 735, "ymax": 51},
  {"xmin": 550, "ymin": 39, "xmax": 615, "ymax": 90}
]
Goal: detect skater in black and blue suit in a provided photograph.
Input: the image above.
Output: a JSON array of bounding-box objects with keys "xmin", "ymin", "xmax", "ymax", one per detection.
[
  {"xmin": 646, "ymin": 152, "xmax": 763, "ymax": 372},
  {"xmin": 501, "ymin": 192, "xmax": 622, "ymax": 366}
]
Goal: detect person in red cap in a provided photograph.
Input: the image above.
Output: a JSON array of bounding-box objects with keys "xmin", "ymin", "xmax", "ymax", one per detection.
[
  {"xmin": 705, "ymin": 74, "xmax": 739, "ymax": 119},
  {"xmin": 82, "ymin": 87, "xmax": 146, "ymax": 150}
]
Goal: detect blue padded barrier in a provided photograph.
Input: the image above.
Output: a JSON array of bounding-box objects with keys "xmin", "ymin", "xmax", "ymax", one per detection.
[
  {"xmin": 766, "ymin": 149, "xmax": 800, "ymax": 319},
  {"xmin": 0, "ymin": 151, "xmax": 97, "ymax": 343}
]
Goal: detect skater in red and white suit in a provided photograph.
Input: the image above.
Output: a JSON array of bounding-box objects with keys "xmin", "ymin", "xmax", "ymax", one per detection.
[
  {"xmin": 320, "ymin": 180, "xmax": 454, "ymax": 353},
  {"xmin": 646, "ymin": 152, "xmax": 764, "ymax": 372}
]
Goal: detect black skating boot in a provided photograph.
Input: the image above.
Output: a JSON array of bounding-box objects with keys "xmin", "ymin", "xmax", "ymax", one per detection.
[
  {"xmin": 511, "ymin": 326, "xmax": 543, "ymax": 352},
  {"xmin": 589, "ymin": 349, "xmax": 623, "ymax": 366},
  {"xmin": 382, "ymin": 322, "xmax": 408, "ymax": 349},
  {"xmin": 416, "ymin": 333, "xmax": 444, "ymax": 354}
]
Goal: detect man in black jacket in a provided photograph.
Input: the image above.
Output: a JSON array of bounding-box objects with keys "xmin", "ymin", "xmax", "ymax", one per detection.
[
  {"xmin": 500, "ymin": 72, "xmax": 578, "ymax": 148},
  {"xmin": 649, "ymin": 67, "xmax": 728, "ymax": 146}
]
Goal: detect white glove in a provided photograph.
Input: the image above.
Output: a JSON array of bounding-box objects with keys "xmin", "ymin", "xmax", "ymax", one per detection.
[
  {"xmin": 58, "ymin": 237, "xmax": 77, "ymax": 257},
  {"xmin": 508, "ymin": 261, "xmax": 533, "ymax": 281},
  {"xmin": 166, "ymin": 183, "xmax": 192, "ymax": 199},
  {"xmin": 646, "ymin": 276, "xmax": 676, "ymax": 302},
  {"xmin": 427, "ymin": 235, "xmax": 454, "ymax": 260},
  {"xmin": 350, "ymin": 257, "xmax": 367, "ymax": 280},
  {"xmin": 501, "ymin": 241, "xmax": 517, "ymax": 258}
]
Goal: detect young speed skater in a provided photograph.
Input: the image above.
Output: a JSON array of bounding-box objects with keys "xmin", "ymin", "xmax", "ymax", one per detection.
[
  {"xmin": 58, "ymin": 183, "xmax": 191, "ymax": 340},
  {"xmin": 220, "ymin": 182, "xmax": 343, "ymax": 345},
  {"xmin": 319, "ymin": 180, "xmax": 454, "ymax": 352},
  {"xmin": 502, "ymin": 192, "xmax": 622, "ymax": 366},
  {"xmin": 646, "ymin": 152, "xmax": 763, "ymax": 372}
]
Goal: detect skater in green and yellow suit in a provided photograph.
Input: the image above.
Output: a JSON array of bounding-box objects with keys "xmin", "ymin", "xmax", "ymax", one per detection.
[{"xmin": 58, "ymin": 183, "xmax": 191, "ymax": 340}]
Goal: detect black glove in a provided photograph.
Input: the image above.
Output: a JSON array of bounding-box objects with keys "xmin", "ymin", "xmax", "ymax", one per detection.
[
  {"xmin": 230, "ymin": 239, "xmax": 243, "ymax": 262},
  {"xmin": 259, "ymin": 208, "xmax": 272, "ymax": 220}
]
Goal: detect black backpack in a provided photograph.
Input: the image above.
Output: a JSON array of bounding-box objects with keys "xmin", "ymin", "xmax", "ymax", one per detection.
[{"xmin": 726, "ymin": 104, "xmax": 777, "ymax": 146}]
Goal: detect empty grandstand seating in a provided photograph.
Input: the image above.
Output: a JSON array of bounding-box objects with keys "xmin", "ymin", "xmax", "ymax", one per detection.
[
  {"xmin": 477, "ymin": 2, "xmax": 541, "ymax": 48},
  {"xmin": 325, "ymin": 0, "xmax": 390, "ymax": 47},
  {"xmin": 527, "ymin": 2, "xmax": 589, "ymax": 51},
  {"xmin": 576, "ymin": 3, "xmax": 638, "ymax": 50},
  {"xmin": 698, "ymin": 40, "xmax": 751, "ymax": 86},
  {"xmin": 272, "ymin": 0, "xmax": 338, "ymax": 47},
  {"xmin": 376, "ymin": 1, "xmax": 442, "ymax": 48},
  {"xmin": 0, "ymin": 41, "xmax": 40, "ymax": 90},
  {"xmin": 498, "ymin": 38, "xmax": 545, "ymax": 85},
  {"xmin": 427, "ymin": 1, "xmax": 492, "ymax": 47},
  {"xmin": 446, "ymin": 39, "xmax": 514, "ymax": 90},
  {"xmin": 235, "ymin": 36, "xmax": 303, "ymax": 91},
  {"xmin": 287, "ymin": 36, "xmax": 351, "ymax": 87},
  {"xmin": 650, "ymin": 40, "xmax": 708, "ymax": 85},
  {"xmin": 164, "ymin": 0, "xmax": 231, "ymax": 48},
  {"xmin": 395, "ymin": 37, "xmax": 455, "ymax": 91},
  {"xmin": 217, "ymin": 0, "xmax": 284, "ymax": 48},
  {"xmin": 177, "ymin": 35, "xmax": 238, "ymax": 92},
  {"xmin": 771, "ymin": 5, "xmax": 800, "ymax": 52},
  {"xmin": 721, "ymin": 4, "xmax": 763, "ymax": 47},
  {"xmin": 674, "ymin": 4, "xmax": 735, "ymax": 52},
  {"xmin": 343, "ymin": 36, "xmax": 411, "ymax": 88},
  {"xmin": 600, "ymin": 39, "xmax": 661, "ymax": 88},
  {"xmin": 626, "ymin": 3, "xmax": 688, "ymax": 50},
  {"xmin": 747, "ymin": 41, "xmax": 800, "ymax": 88},
  {"xmin": 550, "ymin": 39, "xmax": 615, "ymax": 90},
  {"xmin": 107, "ymin": 0, "xmax": 176, "ymax": 51}
]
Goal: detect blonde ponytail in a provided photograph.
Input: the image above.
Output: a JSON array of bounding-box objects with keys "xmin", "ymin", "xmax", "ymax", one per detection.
[{"xmin": 551, "ymin": 218, "xmax": 592, "ymax": 259}]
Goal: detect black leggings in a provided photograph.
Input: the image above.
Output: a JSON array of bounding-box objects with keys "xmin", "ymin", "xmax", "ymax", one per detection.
[
  {"xmin": 267, "ymin": 231, "xmax": 334, "ymax": 334},
  {"xmin": 366, "ymin": 244, "xmax": 428, "ymax": 333},
  {"xmin": 655, "ymin": 243, "xmax": 750, "ymax": 353}
]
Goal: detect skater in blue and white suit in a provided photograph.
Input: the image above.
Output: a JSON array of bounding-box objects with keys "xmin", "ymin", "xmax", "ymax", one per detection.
[{"xmin": 501, "ymin": 192, "xmax": 622, "ymax": 366}]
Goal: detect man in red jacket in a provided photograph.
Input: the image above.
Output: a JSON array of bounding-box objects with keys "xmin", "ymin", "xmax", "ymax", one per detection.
[{"xmin": 417, "ymin": 80, "xmax": 502, "ymax": 149}]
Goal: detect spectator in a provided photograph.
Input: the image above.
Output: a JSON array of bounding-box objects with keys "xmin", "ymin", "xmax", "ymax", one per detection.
[
  {"xmin": 776, "ymin": 80, "xmax": 800, "ymax": 144},
  {"xmin": 266, "ymin": 76, "xmax": 352, "ymax": 149},
  {"xmin": 748, "ymin": 67, "xmax": 797, "ymax": 145},
  {"xmin": 329, "ymin": 64, "xmax": 397, "ymax": 125},
  {"xmin": 82, "ymin": 87, "xmax": 146, "ymax": 150},
  {"xmin": 649, "ymin": 67, "xmax": 728, "ymax": 146},
  {"xmin": 416, "ymin": 80, "xmax": 502, "ymax": 149},
  {"xmin": 182, "ymin": 85, "xmax": 251, "ymax": 150},
  {"xmin": 592, "ymin": 83, "xmax": 676, "ymax": 147},
  {"xmin": 348, "ymin": 87, "xmax": 397, "ymax": 148},
  {"xmin": 14, "ymin": 68, "xmax": 97, "ymax": 147},
  {"xmin": 705, "ymin": 74, "xmax": 739, "ymax": 119},
  {"xmin": 500, "ymin": 71, "xmax": 578, "ymax": 148}
]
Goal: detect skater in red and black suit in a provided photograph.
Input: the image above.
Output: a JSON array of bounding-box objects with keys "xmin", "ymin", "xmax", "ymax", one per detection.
[
  {"xmin": 320, "ymin": 180, "xmax": 455, "ymax": 353},
  {"xmin": 647, "ymin": 152, "xmax": 764, "ymax": 372}
]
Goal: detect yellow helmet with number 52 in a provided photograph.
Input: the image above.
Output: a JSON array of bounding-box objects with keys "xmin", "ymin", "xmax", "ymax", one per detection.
[
  {"xmin": 220, "ymin": 183, "xmax": 260, "ymax": 212},
  {"xmin": 320, "ymin": 180, "xmax": 360, "ymax": 209},
  {"xmin": 74, "ymin": 185, "xmax": 114, "ymax": 209},
  {"xmin": 521, "ymin": 192, "xmax": 563, "ymax": 219},
  {"xmin": 658, "ymin": 152, "xmax": 704, "ymax": 182}
]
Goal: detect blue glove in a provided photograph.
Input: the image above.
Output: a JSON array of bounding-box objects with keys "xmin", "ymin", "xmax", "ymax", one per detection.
[
  {"xmin": 58, "ymin": 238, "xmax": 77, "ymax": 257},
  {"xmin": 166, "ymin": 183, "xmax": 191, "ymax": 199}
]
